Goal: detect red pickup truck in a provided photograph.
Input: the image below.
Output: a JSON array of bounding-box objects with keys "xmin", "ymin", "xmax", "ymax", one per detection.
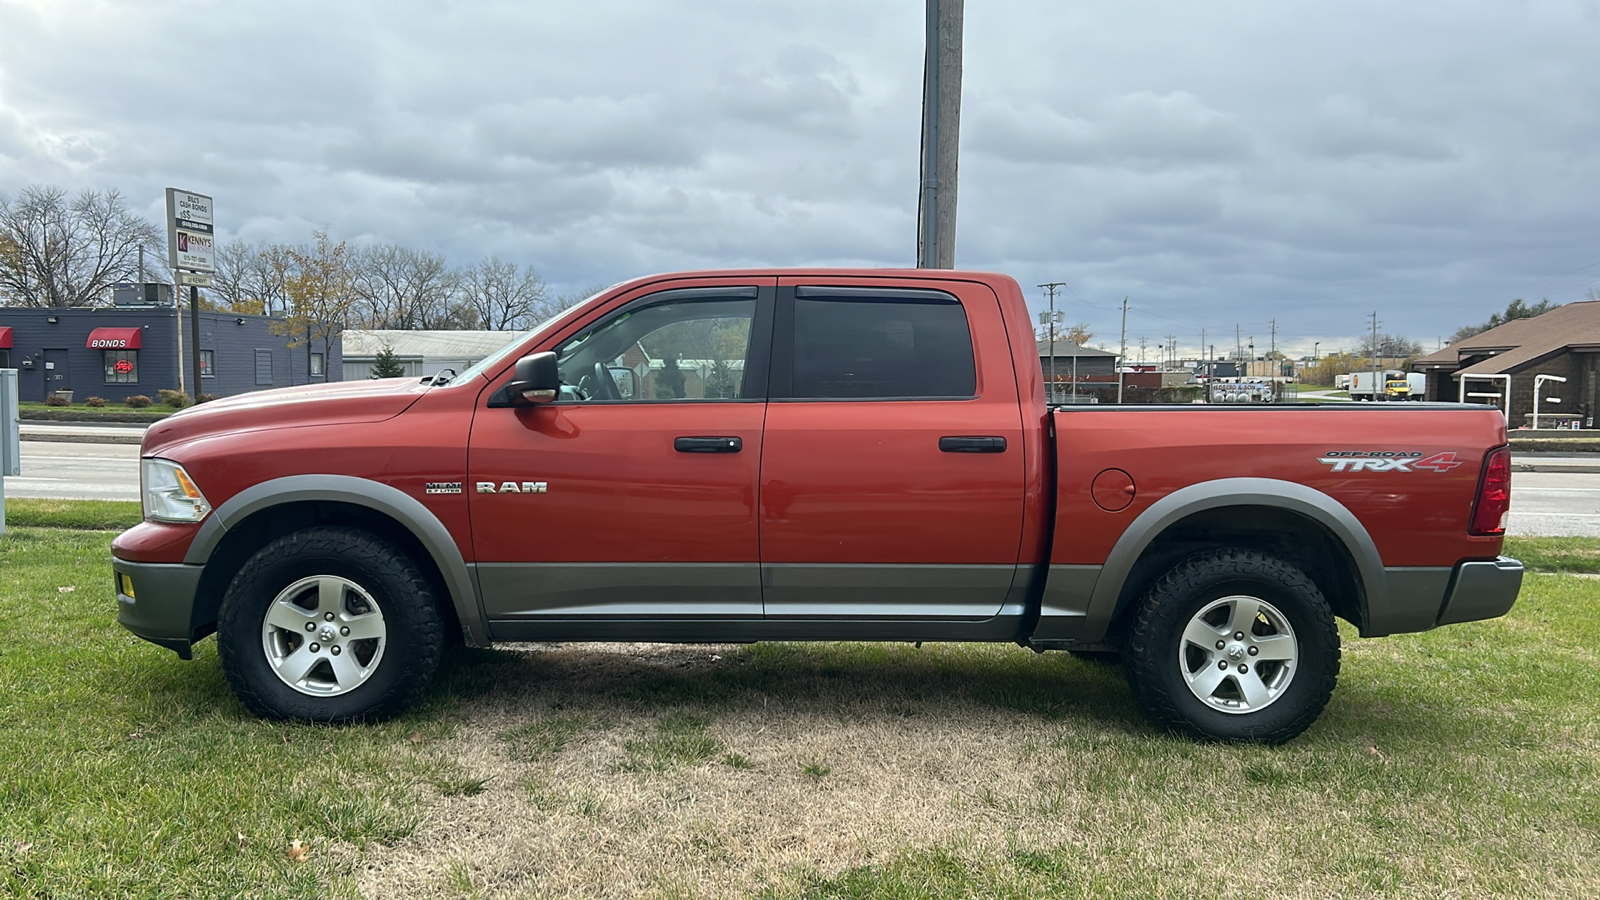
[{"xmin": 112, "ymin": 269, "xmax": 1523, "ymax": 743}]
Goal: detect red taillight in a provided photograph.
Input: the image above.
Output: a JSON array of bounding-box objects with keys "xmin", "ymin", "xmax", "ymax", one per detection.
[{"xmin": 1470, "ymin": 447, "xmax": 1512, "ymax": 535}]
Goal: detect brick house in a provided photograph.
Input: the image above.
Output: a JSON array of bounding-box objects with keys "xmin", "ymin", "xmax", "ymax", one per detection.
[{"xmin": 1410, "ymin": 300, "xmax": 1600, "ymax": 428}]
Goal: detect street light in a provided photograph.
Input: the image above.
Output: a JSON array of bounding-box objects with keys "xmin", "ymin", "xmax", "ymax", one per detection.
[{"xmin": 1312, "ymin": 341, "xmax": 1320, "ymax": 361}]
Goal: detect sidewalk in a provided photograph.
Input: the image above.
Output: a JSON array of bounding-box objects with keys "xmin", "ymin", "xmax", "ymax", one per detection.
[
  {"xmin": 20, "ymin": 422, "xmax": 146, "ymax": 445},
  {"xmin": 1512, "ymin": 454, "xmax": 1600, "ymax": 473}
]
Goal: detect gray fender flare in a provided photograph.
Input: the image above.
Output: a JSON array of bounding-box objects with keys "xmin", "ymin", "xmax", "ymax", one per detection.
[
  {"xmin": 185, "ymin": 474, "xmax": 488, "ymax": 647},
  {"xmin": 1080, "ymin": 477, "xmax": 1385, "ymax": 639}
]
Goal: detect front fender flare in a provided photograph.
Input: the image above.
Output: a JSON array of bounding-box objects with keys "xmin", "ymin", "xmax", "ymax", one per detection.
[{"xmin": 186, "ymin": 475, "xmax": 488, "ymax": 647}]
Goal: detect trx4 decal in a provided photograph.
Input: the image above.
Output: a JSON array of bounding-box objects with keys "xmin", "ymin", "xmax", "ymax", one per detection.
[{"xmin": 1318, "ymin": 451, "xmax": 1464, "ymax": 473}]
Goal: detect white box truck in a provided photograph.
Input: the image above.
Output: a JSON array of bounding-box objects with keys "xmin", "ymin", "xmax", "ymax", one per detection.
[{"xmin": 1349, "ymin": 370, "xmax": 1415, "ymax": 401}]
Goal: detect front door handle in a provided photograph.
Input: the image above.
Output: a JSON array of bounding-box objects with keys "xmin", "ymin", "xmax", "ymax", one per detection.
[
  {"xmin": 675, "ymin": 436, "xmax": 743, "ymax": 453},
  {"xmin": 939, "ymin": 435, "xmax": 1006, "ymax": 453}
]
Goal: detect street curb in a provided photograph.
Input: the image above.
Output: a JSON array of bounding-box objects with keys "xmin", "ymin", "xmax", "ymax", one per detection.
[
  {"xmin": 1513, "ymin": 463, "xmax": 1600, "ymax": 473},
  {"xmin": 20, "ymin": 434, "xmax": 143, "ymax": 446}
]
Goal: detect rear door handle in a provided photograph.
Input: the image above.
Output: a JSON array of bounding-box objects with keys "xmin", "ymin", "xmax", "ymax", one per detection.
[
  {"xmin": 675, "ymin": 436, "xmax": 743, "ymax": 453},
  {"xmin": 939, "ymin": 436, "xmax": 1006, "ymax": 453}
]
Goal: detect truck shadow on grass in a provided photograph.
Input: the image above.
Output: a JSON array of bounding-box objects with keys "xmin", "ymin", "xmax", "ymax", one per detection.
[
  {"xmin": 120, "ymin": 639, "xmax": 1488, "ymax": 747},
  {"xmin": 422, "ymin": 642, "xmax": 1148, "ymax": 731},
  {"xmin": 405, "ymin": 641, "xmax": 1476, "ymax": 746}
]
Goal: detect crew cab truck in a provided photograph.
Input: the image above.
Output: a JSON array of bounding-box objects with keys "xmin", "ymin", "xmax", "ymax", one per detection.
[{"xmin": 112, "ymin": 270, "xmax": 1523, "ymax": 743}]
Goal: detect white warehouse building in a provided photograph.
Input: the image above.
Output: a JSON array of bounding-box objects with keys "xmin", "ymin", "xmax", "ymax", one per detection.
[{"xmin": 341, "ymin": 330, "xmax": 519, "ymax": 380}]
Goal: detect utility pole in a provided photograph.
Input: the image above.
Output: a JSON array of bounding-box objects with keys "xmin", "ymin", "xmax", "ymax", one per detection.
[
  {"xmin": 916, "ymin": 0, "xmax": 963, "ymax": 269},
  {"xmin": 174, "ymin": 272, "xmax": 185, "ymax": 395},
  {"xmin": 1269, "ymin": 319, "xmax": 1277, "ymax": 399},
  {"xmin": 1200, "ymin": 328, "xmax": 1207, "ymax": 401},
  {"xmin": 1139, "ymin": 336, "xmax": 1147, "ymax": 366},
  {"xmin": 1370, "ymin": 311, "xmax": 1381, "ymax": 401},
  {"xmin": 190, "ymin": 285, "xmax": 203, "ymax": 398},
  {"xmin": 1039, "ymin": 282, "xmax": 1066, "ymax": 403},
  {"xmin": 1118, "ymin": 297, "xmax": 1129, "ymax": 404}
]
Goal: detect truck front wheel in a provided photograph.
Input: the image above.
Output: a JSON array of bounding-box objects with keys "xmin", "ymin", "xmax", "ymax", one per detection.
[
  {"xmin": 1123, "ymin": 549, "xmax": 1340, "ymax": 743},
  {"xmin": 217, "ymin": 526, "xmax": 444, "ymax": 723}
]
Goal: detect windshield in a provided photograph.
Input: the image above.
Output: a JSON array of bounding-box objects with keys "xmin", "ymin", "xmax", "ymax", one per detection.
[{"xmin": 451, "ymin": 285, "xmax": 617, "ymax": 383}]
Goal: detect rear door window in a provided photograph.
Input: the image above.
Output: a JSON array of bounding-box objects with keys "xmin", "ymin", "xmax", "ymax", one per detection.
[{"xmin": 788, "ymin": 291, "xmax": 976, "ymax": 399}]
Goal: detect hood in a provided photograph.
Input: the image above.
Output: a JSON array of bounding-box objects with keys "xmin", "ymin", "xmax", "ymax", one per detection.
[{"xmin": 143, "ymin": 377, "xmax": 432, "ymax": 455}]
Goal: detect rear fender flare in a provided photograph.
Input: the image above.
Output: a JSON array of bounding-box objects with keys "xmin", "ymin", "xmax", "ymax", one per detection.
[
  {"xmin": 1082, "ymin": 477, "xmax": 1384, "ymax": 639},
  {"xmin": 185, "ymin": 475, "xmax": 487, "ymax": 646}
]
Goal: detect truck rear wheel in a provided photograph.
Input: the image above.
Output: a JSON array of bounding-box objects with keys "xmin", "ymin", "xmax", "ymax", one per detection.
[
  {"xmin": 217, "ymin": 526, "xmax": 443, "ymax": 723},
  {"xmin": 1123, "ymin": 549, "xmax": 1340, "ymax": 743}
]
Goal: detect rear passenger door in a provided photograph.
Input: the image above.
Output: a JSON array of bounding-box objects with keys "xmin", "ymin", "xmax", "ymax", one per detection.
[{"xmin": 757, "ymin": 278, "xmax": 1026, "ymax": 624}]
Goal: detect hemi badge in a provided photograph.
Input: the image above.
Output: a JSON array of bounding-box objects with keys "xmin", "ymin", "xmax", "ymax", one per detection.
[{"xmin": 425, "ymin": 482, "xmax": 463, "ymax": 494}]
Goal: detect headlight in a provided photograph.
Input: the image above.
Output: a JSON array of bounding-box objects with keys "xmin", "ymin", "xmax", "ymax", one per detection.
[{"xmin": 142, "ymin": 458, "xmax": 212, "ymax": 523}]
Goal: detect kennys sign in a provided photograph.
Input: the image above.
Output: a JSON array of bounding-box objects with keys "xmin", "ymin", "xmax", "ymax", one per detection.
[{"xmin": 165, "ymin": 188, "xmax": 215, "ymax": 273}]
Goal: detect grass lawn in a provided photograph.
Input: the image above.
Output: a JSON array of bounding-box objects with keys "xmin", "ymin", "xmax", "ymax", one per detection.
[
  {"xmin": 18, "ymin": 401, "xmax": 174, "ymax": 416},
  {"xmin": 1, "ymin": 510, "xmax": 1596, "ymax": 897}
]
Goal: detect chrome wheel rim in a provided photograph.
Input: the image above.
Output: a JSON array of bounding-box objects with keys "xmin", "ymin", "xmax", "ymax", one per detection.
[
  {"xmin": 1179, "ymin": 594, "xmax": 1297, "ymax": 714},
  {"xmin": 261, "ymin": 575, "xmax": 387, "ymax": 697}
]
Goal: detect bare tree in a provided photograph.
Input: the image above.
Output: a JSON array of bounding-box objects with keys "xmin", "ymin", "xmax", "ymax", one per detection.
[
  {"xmin": 459, "ymin": 256, "xmax": 564, "ymax": 330},
  {"xmin": 275, "ymin": 230, "xmax": 356, "ymax": 372},
  {"xmin": 210, "ymin": 239, "xmax": 256, "ymax": 311},
  {"xmin": 0, "ymin": 185, "xmax": 162, "ymax": 307},
  {"xmin": 1357, "ymin": 332, "xmax": 1424, "ymax": 359},
  {"xmin": 209, "ymin": 239, "xmax": 297, "ymax": 316},
  {"xmin": 250, "ymin": 244, "xmax": 296, "ymax": 317},
  {"xmin": 349, "ymin": 244, "xmax": 464, "ymax": 329}
]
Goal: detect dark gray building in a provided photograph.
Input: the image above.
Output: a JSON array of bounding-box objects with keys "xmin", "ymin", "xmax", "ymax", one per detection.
[{"xmin": 0, "ymin": 305, "xmax": 341, "ymax": 404}]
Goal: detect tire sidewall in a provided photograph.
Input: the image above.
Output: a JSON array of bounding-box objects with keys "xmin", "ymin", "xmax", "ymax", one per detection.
[{"xmin": 218, "ymin": 527, "xmax": 440, "ymax": 722}]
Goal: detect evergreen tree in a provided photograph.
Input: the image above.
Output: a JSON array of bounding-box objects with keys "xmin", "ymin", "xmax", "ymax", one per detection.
[
  {"xmin": 656, "ymin": 353, "xmax": 686, "ymax": 399},
  {"xmin": 371, "ymin": 343, "xmax": 406, "ymax": 378},
  {"xmin": 1449, "ymin": 298, "xmax": 1559, "ymax": 344}
]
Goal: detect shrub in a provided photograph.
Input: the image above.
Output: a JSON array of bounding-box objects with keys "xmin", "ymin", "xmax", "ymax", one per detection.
[
  {"xmin": 157, "ymin": 389, "xmax": 191, "ymax": 408},
  {"xmin": 44, "ymin": 394, "xmax": 71, "ymax": 407},
  {"xmin": 83, "ymin": 396, "xmax": 108, "ymax": 408},
  {"xmin": 197, "ymin": 393, "xmax": 216, "ymax": 403},
  {"xmin": 124, "ymin": 394, "xmax": 152, "ymax": 409}
]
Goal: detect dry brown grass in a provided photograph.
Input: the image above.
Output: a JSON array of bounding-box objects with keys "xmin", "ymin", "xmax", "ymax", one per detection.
[
  {"xmin": 361, "ymin": 642, "xmax": 1098, "ymax": 898},
  {"xmin": 353, "ymin": 620, "xmax": 1600, "ymax": 899}
]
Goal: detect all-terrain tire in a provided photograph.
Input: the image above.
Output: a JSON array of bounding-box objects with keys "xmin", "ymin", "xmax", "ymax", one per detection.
[
  {"xmin": 1123, "ymin": 548, "xmax": 1340, "ymax": 743},
  {"xmin": 217, "ymin": 526, "xmax": 444, "ymax": 723}
]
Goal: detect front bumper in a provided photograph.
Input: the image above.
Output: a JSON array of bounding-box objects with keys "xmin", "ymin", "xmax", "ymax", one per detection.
[{"xmin": 112, "ymin": 557, "xmax": 204, "ymax": 659}]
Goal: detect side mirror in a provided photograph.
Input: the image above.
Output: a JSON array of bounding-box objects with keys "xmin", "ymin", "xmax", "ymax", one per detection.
[
  {"xmin": 607, "ymin": 366, "xmax": 639, "ymax": 400},
  {"xmin": 488, "ymin": 352, "xmax": 560, "ymax": 407}
]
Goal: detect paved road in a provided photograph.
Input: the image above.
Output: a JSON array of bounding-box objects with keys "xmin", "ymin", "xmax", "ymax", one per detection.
[
  {"xmin": 8, "ymin": 441, "xmax": 141, "ymax": 502},
  {"xmin": 1505, "ymin": 471, "xmax": 1600, "ymax": 537},
  {"xmin": 6, "ymin": 439, "xmax": 1599, "ymax": 536}
]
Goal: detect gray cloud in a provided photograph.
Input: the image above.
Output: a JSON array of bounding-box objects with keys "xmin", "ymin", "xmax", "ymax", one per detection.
[{"xmin": 4, "ymin": 0, "xmax": 1600, "ymax": 354}]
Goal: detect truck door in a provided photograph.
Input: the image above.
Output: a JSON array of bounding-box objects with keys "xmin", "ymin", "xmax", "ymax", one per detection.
[
  {"xmin": 467, "ymin": 280, "xmax": 775, "ymax": 637},
  {"xmin": 758, "ymin": 279, "xmax": 1026, "ymax": 627}
]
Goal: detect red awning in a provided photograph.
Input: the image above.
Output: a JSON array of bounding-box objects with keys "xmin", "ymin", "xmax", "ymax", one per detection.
[
  {"xmin": 0, "ymin": 326, "xmax": 11, "ymax": 349},
  {"xmin": 86, "ymin": 327, "xmax": 141, "ymax": 350}
]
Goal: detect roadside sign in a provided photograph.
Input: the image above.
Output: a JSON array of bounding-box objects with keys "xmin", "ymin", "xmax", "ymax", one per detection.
[
  {"xmin": 179, "ymin": 272, "xmax": 213, "ymax": 287},
  {"xmin": 1, "ymin": 368, "xmax": 18, "ymax": 534},
  {"xmin": 165, "ymin": 188, "xmax": 215, "ymax": 273}
]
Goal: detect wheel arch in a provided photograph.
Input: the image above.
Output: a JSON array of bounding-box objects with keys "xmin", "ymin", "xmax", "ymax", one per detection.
[
  {"xmin": 1082, "ymin": 478, "xmax": 1383, "ymax": 642},
  {"xmin": 186, "ymin": 476, "xmax": 487, "ymax": 647}
]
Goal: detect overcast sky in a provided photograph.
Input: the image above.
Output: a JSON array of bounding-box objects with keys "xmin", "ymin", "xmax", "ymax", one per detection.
[{"xmin": 4, "ymin": 0, "xmax": 1599, "ymax": 358}]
